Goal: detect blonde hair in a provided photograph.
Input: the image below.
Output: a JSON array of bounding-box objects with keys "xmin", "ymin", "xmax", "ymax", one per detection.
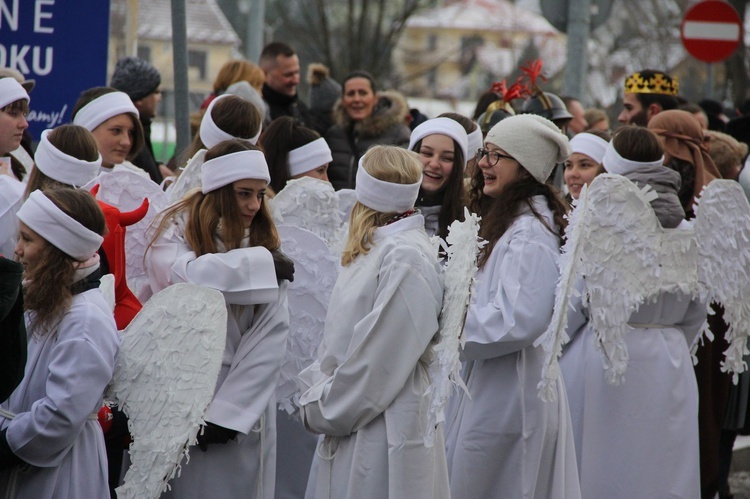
[
  {"xmin": 214, "ymin": 59, "xmax": 265, "ymax": 93},
  {"xmin": 706, "ymin": 130, "xmax": 747, "ymax": 179},
  {"xmin": 341, "ymin": 146, "xmax": 422, "ymax": 266}
]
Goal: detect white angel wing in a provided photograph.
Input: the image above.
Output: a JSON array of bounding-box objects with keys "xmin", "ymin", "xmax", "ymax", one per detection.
[
  {"xmin": 424, "ymin": 209, "xmax": 484, "ymax": 447},
  {"xmin": 167, "ymin": 149, "xmax": 206, "ymax": 204},
  {"xmin": 85, "ymin": 170, "xmax": 169, "ymax": 303},
  {"xmin": 694, "ymin": 180, "xmax": 750, "ymax": 382},
  {"xmin": 336, "ymin": 188, "xmax": 357, "ymax": 222},
  {"xmin": 269, "ymin": 177, "xmax": 344, "ymax": 248},
  {"xmin": 108, "ymin": 283, "xmax": 227, "ymax": 499},
  {"xmin": 275, "ymin": 225, "xmax": 339, "ymax": 414}
]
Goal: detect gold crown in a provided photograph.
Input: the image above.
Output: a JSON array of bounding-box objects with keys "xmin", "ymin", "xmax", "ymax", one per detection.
[{"xmin": 624, "ymin": 72, "xmax": 679, "ymax": 96}]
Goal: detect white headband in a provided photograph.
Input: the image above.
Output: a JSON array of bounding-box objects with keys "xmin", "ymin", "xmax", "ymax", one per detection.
[
  {"xmin": 200, "ymin": 94, "xmax": 262, "ymax": 148},
  {"xmin": 408, "ymin": 117, "xmax": 469, "ymax": 168},
  {"xmin": 17, "ymin": 190, "xmax": 103, "ymax": 260},
  {"xmin": 602, "ymin": 141, "xmax": 665, "ymax": 176},
  {"xmin": 569, "ymin": 133, "xmax": 609, "ymax": 165},
  {"xmin": 287, "ymin": 138, "xmax": 332, "ymax": 177},
  {"xmin": 355, "ymin": 157, "xmax": 422, "ymax": 213},
  {"xmin": 467, "ymin": 125, "xmax": 483, "ymax": 160},
  {"xmin": 72, "ymin": 92, "xmax": 139, "ymax": 131},
  {"xmin": 0, "ymin": 77, "xmax": 29, "ymax": 109},
  {"xmin": 34, "ymin": 129, "xmax": 102, "ymax": 188},
  {"xmin": 201, "ymin": 150, "xmax": 270, "ymax": 193}
]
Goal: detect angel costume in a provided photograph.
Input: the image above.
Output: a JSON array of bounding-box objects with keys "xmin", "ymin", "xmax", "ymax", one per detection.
[
  {"xmin": 444, "ymin": 197, "xmax": 581, "ymax": 499},
  {"xmin": 146, "ymin": 217, "xmax": 289, "ymax": 499},
  {"xmin": 298, "ymin": 214, "xmax": 450, "ymax": 499},
  {"xmin": 0, "ymin": 281, "xmax": 119, "ymax": 498}
]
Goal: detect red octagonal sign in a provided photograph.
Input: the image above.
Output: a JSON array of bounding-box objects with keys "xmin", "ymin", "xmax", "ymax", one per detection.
[{"xmin": 681, "ymin": 0, "xmax": 742, "ymax": 63}]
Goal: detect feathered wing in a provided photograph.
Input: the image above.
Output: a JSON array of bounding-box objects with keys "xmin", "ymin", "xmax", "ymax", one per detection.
[
  {"xmin": 85, "ymin": 170, "xmax": 169, "ymax": 302},
  {"xmin": 694, "ymin": 180, "xmax": 750, "ymax": 382},
  {"xmin": 108, "ymin": 283, "xmax": 227, "ymax": 499},
  {"xmin": 99, "ymin": 273, "xmax": 116, "ymax": 313},
  {"xmin": 167, "ymin": 149, "xmax": 206, "ymax": 204},
  {"xmin": 424, "ymin": 208, "xmax": 484, "ymax": 447},
  {"xmin": 275, "ymin": 225, "xmax": 338, "ymax": 414}
]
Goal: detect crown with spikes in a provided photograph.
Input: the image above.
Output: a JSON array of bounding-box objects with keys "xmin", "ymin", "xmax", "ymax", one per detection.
[{"xmin": 625, "ymin": 71, "xmax": 679, "ymax": 96}]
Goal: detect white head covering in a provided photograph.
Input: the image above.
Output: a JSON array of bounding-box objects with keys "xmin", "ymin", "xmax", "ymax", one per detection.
[
  {"xmin": 34, "ymin": 129, "xmax": 102, "ymax": 188},
  {"xmin": 201, "ymin": 150, "xmax": 270, "ymax": 193},
  {"xmin": 16, "ymin": 190, "xmax": 103, "ymax": 260},
  {"xmin": 602, "ymin": 140, "xmax": 665, "ymax": 176},
  {"xmin": 408, "ymin": 117, "xmax": 470, "ymax": 168},
  {"xmin": 287, "ymin": 138, "xmax": 332, "ymax": 177},
  {"xmin": 569, "ymin": 132, "xmax": 609, "ymax": 165},
  {"xmin": 72, "ymin": 91, "xmax": 139, "ymax": 131},
  {"xmin": 485, "ymin": 114, "xmax": 571, "ymax": 183},
  {"xmin": 0, "ymin": 77, "xmax": 29, "ymax": 108},
  {"xmin": 467, "ymin": 124, "xmax": 483, "ymax": 160},
  {"xmin": 355, "ymin": 156, "xmax": 422, "ymax": 213},
  {"xmin": 200, "ymin": 94, "xmax": 262, "ymax": 148}
]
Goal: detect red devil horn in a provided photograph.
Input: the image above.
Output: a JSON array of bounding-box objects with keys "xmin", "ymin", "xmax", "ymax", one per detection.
[
  {"xmin": 119, "ymin": 198, "xmax": 150, "ymax": 227},
  {"xmin": 90, "ymin": 184, "xmax": 100, "ymax": 197}
]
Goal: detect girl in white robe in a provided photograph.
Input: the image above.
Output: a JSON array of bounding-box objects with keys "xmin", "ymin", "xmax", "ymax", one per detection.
[
  {"xmin": 445, "ymin": 115, "xmax": 581, "ymax": 499},
  {"xmin": 146, "ymin": 139, "xmax": 291, "ymax": 499},
  {"xmin": 0, "ymin": 188, "xmax": 118, "ymax": 499},
  {"xmin": 560, "ymin": 126, "xmax": 704, "ymax": 498},
  {"xmin": 298, "ymin": 145, "xmax": 450, "ymax": 499}
]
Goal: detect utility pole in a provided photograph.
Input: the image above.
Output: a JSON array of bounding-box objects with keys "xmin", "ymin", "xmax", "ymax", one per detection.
[
  {"xmin": 171, "ymin": 0, "xmax": 190, "ymax": 157},
  {"xmin": 125, "ymin": 0, "xmax": 139, "ymax": 57},
  {"xmin": 562, "ymin": 0, "xmax": 591, "ymax": 101},
  {"xmin": 242, "ymin": 0, "xmax": 266, "ymax": 61}
]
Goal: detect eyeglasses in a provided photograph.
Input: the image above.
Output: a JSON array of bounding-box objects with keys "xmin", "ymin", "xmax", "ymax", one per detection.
[{"xmin": 477, "ymin": 148, "xmax": 515, "ymax": 166}]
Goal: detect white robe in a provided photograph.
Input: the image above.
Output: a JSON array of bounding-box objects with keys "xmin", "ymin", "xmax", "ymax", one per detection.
[
  {"xmin": 298, "ymin": 214, "xmax": 450, "ymax": 499},
  {"xmin": 444, "ymin": 197, "xmax": 581, "ymax": 499},
  {"xmin": 561, "ymin": 287, "xmax": 704, "ymax": 498},
  {"xmin": 146, "ymin": 218, "xmax": 289, "ymax": 499},
  {"xmin": 0, "ymin": 289, "xmax": 119, "ymax": 499}
]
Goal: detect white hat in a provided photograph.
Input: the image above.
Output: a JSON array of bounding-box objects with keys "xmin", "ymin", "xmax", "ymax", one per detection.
[
  {"xmin": 355, "ymin": 156, "xmax": 421, "ymax": 213},
  {"xmin": 34, "ymin": 129, "xmax": 102, "ymax": 188},
  {"xmin": 0, "ymin": 77, "xmax": 29, "ymax": 109},
  {"xmin": 200, "ymin": 94, "xmax": 262, "ymax": 148},
  {"xmin": 200, "ymin": 150, "xmax": 270, "ymax": 194},
  {"xmin": 485, "ymin": 114, "xmax": 571, "ymax": 183},
  {"xmin": 287, "ymin": 138, "xmax": 332, "ymax": 177},
  {"xmin": 17, "ymin": 190, "xmax": 103, "ymax": 260},
  {"xmin": 72, "ymin": 91, "xmax": 139, "ymax": 131},
  {"xmin": 408, "ymin": 117, "xmax": 469, "ymax": 167},
  {"xmin": 569, "ymin": 132, "xmax": 609, "ymax": 164}
]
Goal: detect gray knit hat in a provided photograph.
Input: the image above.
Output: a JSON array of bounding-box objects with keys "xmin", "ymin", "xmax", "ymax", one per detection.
[
  {"xmin": 485, "ymin": 114, "xmax": 571, "ymax": 183},
  {"xmin": 110, "ymin": 57, "xmax": 161, "ymax": 102},
  {"xmin": 308, "ymin": 63, "xmax": 341, "ymax": 113}
]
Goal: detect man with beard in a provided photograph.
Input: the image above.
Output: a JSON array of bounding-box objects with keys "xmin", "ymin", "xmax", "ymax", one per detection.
[{"xmin": 618, "ymin": 70, "xmax": 679, "ymax": 126}]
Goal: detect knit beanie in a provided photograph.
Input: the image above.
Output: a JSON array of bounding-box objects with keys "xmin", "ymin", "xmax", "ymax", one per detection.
[
  {"xmin": 110, "ymin": 57, "xmax": 161, "ymax": 102},
  {"xmin": 308, "ymin": 63, "xmax": 341, "ymax": 113},
  {"xmin": 484, "ymin": 114, "xmax": 571, "ymax": 183}
]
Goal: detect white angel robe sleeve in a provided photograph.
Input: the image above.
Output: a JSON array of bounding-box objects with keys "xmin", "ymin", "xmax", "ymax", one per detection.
[
  {"xmin": 462, "ymin": 231, "xmax": 559, "ymax": 361},
  {"xmin": 6, "ymin": 304, "xmax": 118, "ymax": 466},
  {"xmin": 299, "ymin": 250, "xmax": 441, "ymax": 437},
  {"xmin": 205, "ymin": 284, "xmax": 290, "ymax": 434},
  {"xmin": 146, "ymin": 226, "xmax": 278, "ymax": 305}
]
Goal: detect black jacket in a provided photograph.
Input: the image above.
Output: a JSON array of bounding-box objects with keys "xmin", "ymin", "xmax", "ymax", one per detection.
[
  {"xmin": 0, "ymin": 257, "xmax": 26, "ymax": 403},
  {"xmin": 131, "ymin": 117, "xmax": 164, "ymax": 184}
]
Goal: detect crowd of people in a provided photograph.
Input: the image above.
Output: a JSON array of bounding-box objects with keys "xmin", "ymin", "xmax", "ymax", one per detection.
[{"xmin": 0, "ymin": 40, "xmax": 749, "ymax": 499}]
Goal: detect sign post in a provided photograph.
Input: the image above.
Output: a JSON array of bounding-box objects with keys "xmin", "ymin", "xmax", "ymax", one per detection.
[{"xmin": 0, "ymin": 1, "xmax": 111, "ymax": 139}]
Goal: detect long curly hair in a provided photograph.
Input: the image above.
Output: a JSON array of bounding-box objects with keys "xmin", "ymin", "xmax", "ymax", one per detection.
[{"xmin": 23, "ymin": 189, "xmax": 106, "ymax": 336}]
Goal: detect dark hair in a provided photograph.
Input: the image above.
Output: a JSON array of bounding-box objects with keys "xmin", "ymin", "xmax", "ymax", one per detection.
[
  {"xmin": 438, "ymin": 112, "xmax": 477, "ymax": 134},
  {"xmin": 468, "ymin": 167, "xmax": 567, "ymax": 269},
  {"xmin": 472, "ymin": 91, "xmax": 502, "ymax": 121},
  {"xmin": 411, "ymin": 137, "xmax": 466, "ymax": 240},
  {"xmin": 342, "ymin": 70, "xmax": 377, "ymax": 93},
  {"xmin": 667, "ymin": 157, "xmax": 696, "ymax": 213},
  {"xmin": 611, "ymin": 125, "xmax": 663, "ymax": 163},
  {"xmin": 585, "ymin": 128, "xmax": 612, "ymax": 142},
  {"xmin": 260, "ymin": 42, "xmax": 296, "ymax": 68},
  {"xmin": 24, "ymin": 188, "xmax": 106, "ymax": 335},
  {"xmin": 72, "ymin": 86, "xmax": 145, "ymax": 161},
  {"xmin": 633, "ymin": 70, "xmax": 679, "ymax": 112},
  {"xmin": 259, "ymin": 116, "xmax": 321, "ymax": 193}
]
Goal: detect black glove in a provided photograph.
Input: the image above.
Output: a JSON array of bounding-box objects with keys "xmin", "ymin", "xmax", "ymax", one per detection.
[
  {"xmin": 271, "ymin": 249, "xmax": 295, "ymax": 283},
  {"xmin": 0, "ymin": 429, "xmax": 23, "ymax": 471},
  {"xmin": 196, "ymin": 422, "xmax": 238, "ymax": 452}
]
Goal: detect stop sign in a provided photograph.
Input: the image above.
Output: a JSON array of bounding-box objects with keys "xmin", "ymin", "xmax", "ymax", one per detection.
[{"xmin": 681, "ymin": 0, "xmax": 742, "ymax": 63}]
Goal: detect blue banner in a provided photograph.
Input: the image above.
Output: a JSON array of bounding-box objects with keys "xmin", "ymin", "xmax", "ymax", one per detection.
[{"xmin": 0, "ymin": 0, "xmax": 111, "ymax": 139}]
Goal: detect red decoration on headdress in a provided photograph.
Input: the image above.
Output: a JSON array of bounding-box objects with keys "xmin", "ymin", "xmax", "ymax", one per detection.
[
  {"xmin": 520, "ymin": 59, "xmax": 546, "ymax": 91},
  {"xmin": 488, "ymin": 77, "xmax": 528, "ymax": 104}
]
